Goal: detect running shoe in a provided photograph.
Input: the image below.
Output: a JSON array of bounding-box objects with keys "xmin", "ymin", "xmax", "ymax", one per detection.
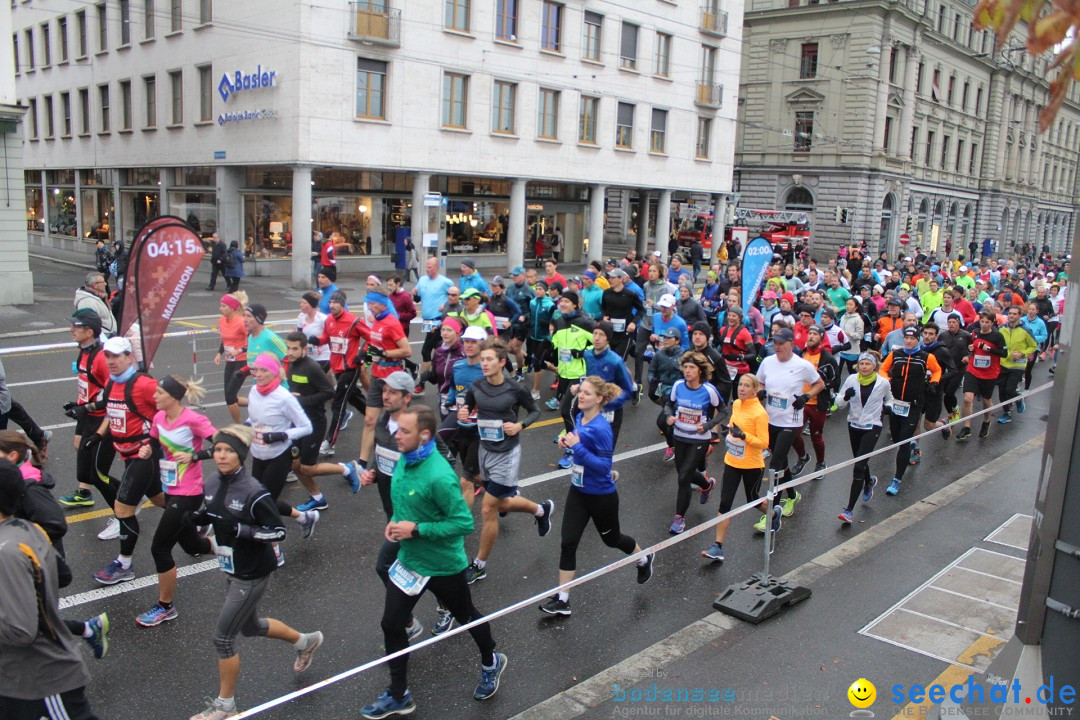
[
  {"xmin": 539, "ymin": 596, "xmax": 571, "ymax": 616},
  {"xmin": 513, "ymin": 371, "xmax": 525, "ymax": 383},
  {"xmin": 839, "ymin": 509, "xmax": 854, "ymax": 525},
  {"xmin": 997, "ymin": 413, "xmax": 1013, "ymax": 425},
  {"xmin": 669, "ymin": 514, "xmax": 686, "ymax": 535},
  {"xmin": 405, "ymin": 620, "xmax": 424, "ymax": 642},
  {"xmin": 1049, "ymin": 366, "xmax": 1056, "ymax": 375},
  {"xmin": 414, "ymin": 384, "xmax": 425, "ymax": 396},
  {"xmin": 59, "ymin": 489, "xmax": 95, "ymax": 508},
  {"xmin": 342, "ymin": 461, "xmax": 362, "ymax": 493},
  {"xmin": 465, "ymin": 561, "xmax": 487, "ymax": 585},
  {"xmin": 85, "ymin": 613, "xmax": 110, "ymax": 659},
  {"xmin": 97, "ymin": 517, "xmax": 120, "ymax": 541},
  {"xmin": 699, "ymin": 476, "xmax": 716, "ymax": 505},
  {"xmin": 780, "ymin": 491, "xmax": 801, "ymax": 517},
  {"xmin": 294, "ymin": 631, "xmax": 323, "ymax": 672},
  {"xmin": 862, "ymin": 476, "xmax": 877, "ymax": 502},
  {"xmin": 771, "ymin": 505, "xmax": 783, "ymax": 533},
  {"xmin": 297, "ymin": 496, "xmax": 329, "ymax": 512},
  {"xmin": 299, "ymin": 510, "xmax": 320, "ymax": 540},
  {"xmin": 956, "ymin": 426, "xmax": 972, "ymax": 441},
  {"xmin": 633, "ymin": 385, "xmax": 643, "ymax": 405},
  {"xmin": 813, "ymin": 462, "xmax": 828, "ymax": 475},
  {"xmin": 663, "ymin": 447, "xmax": 674, "ymax": 462},
  {"xmin": 274, "ymin": 545, "xmax": 285, "ymax": 567},
  {"xmin": 544, "ymin": 397, "xmax": 560, "ymax": 410},
  {"xmin": 361, "ymin": 691, "xmax": 416, "ymax": 719},
  {"xmin": 319, "ymin": 440, "xmax": 334, "ymax": 456},
  {"xmin": 190, "ymin": 697, "xmax": 238, "ymax": 720},
  {"xmin": 536, "ymin": 500, "xmax": 555, "ymax": 537},
  {"xmin": 549, "ymin": 381, "xmax": 559, "ymax": 390},
  {"xmin": 285, "ymin": 471, "xmax": 299, "ymax": 483},
  {"xmin": 93, "ymin": 559, "xmax": 135, "ymax": 585},
  {"xmin": 791, "ymin": 454, "xmax": 811, "ymax": 476},
  {"xmin": 886, "ymin": 478, "xmax": 901, "ymax": 496},
  {"xmin": 431, "ymin": 608, "xmax": 456, "ymax": 635},
  {"xmin": 909, "ymin": 448, "xmax": 922, "ymax": 465},
  {"xmin": 701, "ymin": 543, "xmax": 725, "ymax": 562},
  {"xmin": 340, "ymin": 410, "xmax": 355, "ymax": 431},
  {"xmin": 941, "ymin": 425, "xmax": 953, "ymax": 440},
  {"xmin": 530, "ymin": 389, "xmax": 541, "ymax": 400},
  {"xmin": 557, "ymin": 449, "xmax": 574, "ymax": 469},
  {"xmin": 637, "ymin": 553, "xmax": 655, "ymax": 584},
  {"xmin": 474, "ymin": 653, "xmax": 508, "ymax": 701},
  {"xmin": 753, "ymin": 514, "xmax": 768, "ymax": 533},
  {"xmin": 135, "ymin": 603, "xmax": 178, "ymax": 627},
  {"xmin": 1017, "ymin": 399, "xmax": 1026, "ymax": 414},
  {"xmin": 979, "ymin": 420, "xmax": 992, "ymax": 438},
  {"xmin": 643, "ymin": 348, "xmax": 655, "ymax": 361},
  {"xmin": 949, "ymin": 410, "xmax": 962, "ymax": 423}
]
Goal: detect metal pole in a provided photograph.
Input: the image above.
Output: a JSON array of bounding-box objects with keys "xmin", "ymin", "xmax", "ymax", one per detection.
[{"xmin": 763, "ymin": 467, "xmax": 776, "ymax": 578}]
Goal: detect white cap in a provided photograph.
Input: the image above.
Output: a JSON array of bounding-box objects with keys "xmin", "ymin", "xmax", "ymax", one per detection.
[
  {"xmin": 462, "ymin": 326, "xmax": 488, "ymax": 341},
  {"xmin": 102, "ymin": 336, "xmax": 133, "ymax": 354},
  {"xmin": 657, "ymin": 294, "xmax": 677, "ymax": 308}
]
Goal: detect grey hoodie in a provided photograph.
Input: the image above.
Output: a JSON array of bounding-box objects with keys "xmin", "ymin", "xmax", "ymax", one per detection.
[{"xmin": 73, "ymin": 286, "xmax": 118, "ymax": 335}]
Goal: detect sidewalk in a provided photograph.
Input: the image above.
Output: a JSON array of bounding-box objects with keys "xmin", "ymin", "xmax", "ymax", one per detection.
[{"xmin": 511, "ymin": 435, "xmax": 1046, "ymax": 720}]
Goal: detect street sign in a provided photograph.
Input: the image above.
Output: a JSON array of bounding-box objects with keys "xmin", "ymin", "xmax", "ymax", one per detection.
[
  {"xmin": 423, "ymin": 192, "xmax": 442, "ymax": 208},
  {"xmin": 899, "ymin": 233, "xmax": 911, "ymax": 246}
]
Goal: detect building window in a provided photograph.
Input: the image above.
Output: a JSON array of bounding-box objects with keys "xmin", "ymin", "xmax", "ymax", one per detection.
[
  {"xmin": 650, "ymin": 108, "xmax": 667, "ymax": 153},
  {"xmin": 579, "ymin": 95, "xmax": 598, "ymax": 144},
  {"xmin": 940, "ymin": 135, "xmax": 950, "ymax": 168},
  {"xmin": 701, "ymin": 45, "xmax": 716, "ymax": 86},
  {"xmin": 888, "ymin": 46, "xmax": 898, "ymax": 84},
  {"xmin": 496, "ymin": 0, "xmax": 517, "ymax": 41},
  {"xmin": 41, "ymin": 24, "xmax": 51, "ymax": 66},
  {"xmin": 171, "ymin": 0, "xmax": 182, "ymax": 32},
  {"xmin": 969, "ymin": 143, "xmax": 978, "ymax": 174},
  {"xmin": 946, "ymin": 75, "xmax": 955, "ymax": 105},
  {"xmin": 119, "ymin": 80, "xmax": 132, "ymax": 129},
  {"xmin": 24, "ymin": 29, "xmax": 34, "ymax": 69},
  {"xmin": 97, "ymin": 3, "xmax": 107, "ymax": 52},
  {"xmin": 98, "ymin": 84, "xmax": 110, "ymax": 132},
  {"xmin": 794, "ymin": 111, "xmax": 813, "ymax": 151},
  {"xmin": 910, "ymin": 126, "xmax": 919, "ymax": 160},
  {"xmin": 975, "ymin": 87, "xmax": 982, "ymax": 114},
  {"xmin": 491, "ymin": 80, "xmax": 516, "ymax": 134},
  {"xmin": 955, "ymin": 139, "xmax": 965, "ymax": 172},
  {"xmin": 44, "ymin": 95, "xmax": 54, "ymax": 138},
  {"xmin": 169, "ymin": 69, "xmax": 182, "ymax": 125},
  {"xmin": 925, "ymin": 130, "xmax": 935, "ymax": 167},
  {"xmin": 197, "ymin": 65, "xmax": 212, "ymax": 121},
  {"xmin": 144, "ymin": 75, "xmax": 156, "ymax": 127},
  {"xmin": 696, "ymin": 117, "xmax": 712, "ymax": 158},
  {"xmin": 931, "ymin": 68, "xmax": 941, "ymax": 101},
  {"xmin": 58, "ymin": 17, "xmax": 68, "ymax": 62},
  {"xmin": 79, "ymin": 87, "xmax": 90, "ymax": 134},
  {"xmin": 356, "ymin": 58, "xmax": 387, "ymax": 119},
  {"xmin": 120, "ymin": 0, "xmax": 131, "ymax": 45},
  {"xmin": 541, "ymin": 2, "xmax": 562, "ymax": 52},
  {"xmin": 953, "ymin": 12, "xmax": 961, "ymax": 40},
  {"xmin": 442, "ymin": 72, "xmax": 468, "ymax": 128},
  {"xmin": 936, "ymin": 4, "xmax": 944, "ymax": 32},
  {"xmin": 655, "ymin": 32, "xmax": 671, "ymax": 77},
  {"xmin": 76, "ymin": 10, "xmax": 88, "ymax": 57},
  {"xmin": 583, "ymin": 11, "xmax": 601, "ymax": 62},
  {"xmin": 445, "ymin": 0, "xmax": 469, "ymax": 33},
  {"xmin": 537, "ymin": 88, "xmax": 559, "ymax": 139},
  {"xmin": 616, "ymin": 101, "xmax": 634, "ymax": 148},
  {"xmin": 145, "ymin": 0, "xmax": 155, "ymax": 39},
  {"xmin": 27, "ymin": 98, "xmax": 37, "ymax": 140},
  {"xmin": 883, "ymin": 115, "xmax": 893, "ymax": 152},
  {"xmin": 800, "ymin": 43, "xmax": 818, "ymax": 79},
  {"xmin": 199, "ymin": 0, "xmax": 212, "ymax": 24},
  {"xmin": 619, "ymin": 22, "xmax": 638, "ymax": 69},
  {"xmin": 961, "ymin": 81, "xmax": 969, "ymax": 111},
  {"xmin": 915, "ymin": 62, "xmax": 923, "ymax": 94},
  {"xmin": 12, "ymin": 34, "xmax": 18, "ymax": 74},
  {"xmin": 61, "ymin": 92, "xmax": 72, "ymax": 136}
]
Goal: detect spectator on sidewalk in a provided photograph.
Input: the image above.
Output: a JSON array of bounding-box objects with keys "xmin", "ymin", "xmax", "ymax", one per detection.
[{"xmin": 73, "ymin": 272, "xmax": 117, "ymax": 337}]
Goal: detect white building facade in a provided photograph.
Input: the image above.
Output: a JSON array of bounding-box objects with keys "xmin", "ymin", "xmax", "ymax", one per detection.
[
  {"xmin": 1, "ymin": 3, "xmax": 32, "ymax": 304},
  {"xmin": 735, "ymin": 0, "xmax": 1079, "ymax": 260},
  {"xmin": 14, "ymin": 0, "xmax": 742, "ymax": 284}
]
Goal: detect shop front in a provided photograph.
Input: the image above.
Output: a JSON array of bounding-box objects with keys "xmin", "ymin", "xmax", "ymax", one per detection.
[
  {"xmin": 119, "ymin": 168, "xmax": 161, "ymax": 246},
  {"xmin": 81, "ymin": 169, "xmax": 115, "ymax": 242},
  {"xmin": 169, "ymin": 166, "xmax": 217, "ymax": 245}
]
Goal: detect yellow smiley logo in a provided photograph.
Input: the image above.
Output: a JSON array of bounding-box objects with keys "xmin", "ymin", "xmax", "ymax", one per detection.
[{"xmin": 848, "ymin": 678, "xmax": 876, "ymax": 709}]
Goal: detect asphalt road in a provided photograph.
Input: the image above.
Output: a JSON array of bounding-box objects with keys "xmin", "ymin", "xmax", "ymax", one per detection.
[{"xmin": 0, "ymin": 257, "xmax": 1052, "ymax": 720}]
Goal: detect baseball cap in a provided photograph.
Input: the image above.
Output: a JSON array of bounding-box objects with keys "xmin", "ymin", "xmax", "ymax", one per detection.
[
  {"xmin": 462, "ymin": 326, "xmax": 488, "ymax": 341},
  {"xmin": 511, "ymin": 266, "xmax": 525, "ymax": 276},
  {"xmin": 821, "ymin": 307, "xmax": 836, "ymax": 319},
  {"xmin": 461, "ymin": 288, "xmax": 483, "ymax": 300},
  {"xmin": 103, "ymin": 336, "xmax": 133, "ymax": 354},
  {"xmin": 808, "ymin": 324, "xmax": 824, "ymax": 335},
  {"xmin": 762, "ymin": 290, "xmax": 778, "ymax": 300},
  {"xmin": 70, "ymin": 309, "xmax": 103, "ymax": 334},
  {"xmin": 491, "ymin": 275, "xmax": 506, "ymax": 287},
  {"xmin": 661, "ymin": 327, "xmax": 682, "ymax": 339},
  {"xmin": 604, "ymin": 258, "xmax": 617, "ymax": 267},
  {"xmin": 383, "ymin": 371, "xmax": 415, "ymax": 393},
  {"xmin": 657, "ymin": 294, "xmax": 677, "ymax": 308},
  {"xmin": 900, "ymin": 283, "xmax": 911, "ymax": 291},
  {"xmin": 773, "ymin": 327, "xmax": 795, "ymax": 343},
  {"xmin": 886, "ymin": 297, "xmax": 902, "ymax": 307},
  {"xmin": 609, "ymin": 268, "xmax": 629, "ymax": 279}
]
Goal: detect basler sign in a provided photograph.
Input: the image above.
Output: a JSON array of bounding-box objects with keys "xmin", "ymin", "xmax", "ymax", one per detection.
[{"xmin": 218, "ymin": 65, "xmax": 278, "ymax": 103}]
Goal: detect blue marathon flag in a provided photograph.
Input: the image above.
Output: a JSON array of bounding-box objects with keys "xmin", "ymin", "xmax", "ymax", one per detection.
[{"xmin": 741, "ymin": 236, "xmax": 775, "ymax": 317}]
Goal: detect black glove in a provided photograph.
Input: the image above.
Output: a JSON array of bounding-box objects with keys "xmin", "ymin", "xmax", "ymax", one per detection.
[
  {"xmin": 192, "ymin": 448, "xmax": 214, "ymax": 462},
  {"xmin": 729, "ymin": 424, "xmax": 746, "ymax": 440},
  {"xmin": 928, "ymin": 382, "xmax": 940, "ymax": 394},
  {"xmin": 792, "ymin": 394, "xmax": 809, "ymax": 410},
  {"xmin": 368, "ymin": 345, "xmax": 386, "ymax": 358},
  {"xmin": 62, "ymin": 400, "xmax": 78, "ymax": 412},
  {"xmin": 844, "ymin": 387, "xmax": 856, "ymax": 401},
  {"xmin": 83, "ymin": 432, "xmax": 104, "ymax": 449},
  {"xmin": 757, "ymin": 389, "xmax": 767, "ymax": 402},
  {"xmin": 262, "ymin": 431, "xmax": 290, "ymax": 444},
  {"xmin": 307, "ymin": 335, "xmax": 321, "ymax": 347}
]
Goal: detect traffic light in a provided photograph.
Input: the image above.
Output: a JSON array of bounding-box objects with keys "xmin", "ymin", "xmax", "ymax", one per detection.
[
  {"xmin": 905, "ymin": 214, "xmax": 915, "ymax": 233},
  {"xmin": 835, "ymin": 207, "xmax": 852, "ymax": 224},
  {"xmin": 835, "ymin": 206, "xmax": 844, "ymax": 223}
]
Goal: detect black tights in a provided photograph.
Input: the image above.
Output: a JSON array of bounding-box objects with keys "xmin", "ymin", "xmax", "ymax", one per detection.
[
  {"xmin": 767, "ymin": 425, "xmax": 798, "ymax": 500},
  {"xmin": 559, "ymin": 486, "xmax": 637, "ymax": 571},
  {"xmin": 75, "ymin": 429, "xmax": 117, "ymax": 506},
  {"xmin": 845, "ymin": 425, "xmax": 882, "ymax": 511},
  {"xmin": 717, "ymin": 464, "xmax": 763, "ymax": 514},
  {"xmin": 673, "ymin": 439, "xmax": 711, "ymax": 516},
  {"xmin": 888, "ymin": 410, "xmax": 921, "ymax": 482},
  {"xmin": 150, "ymin": 494, "xmax": 211, "ymax": 573}
]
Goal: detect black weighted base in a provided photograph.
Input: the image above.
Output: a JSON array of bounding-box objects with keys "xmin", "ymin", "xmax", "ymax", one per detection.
[{"xmin": 712, "ymin": 572, "xmax": 812, "ymax": 624}]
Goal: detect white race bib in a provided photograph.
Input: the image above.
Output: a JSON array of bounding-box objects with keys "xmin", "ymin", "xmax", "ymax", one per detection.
[
  {"xmin": 725, "ymin": 435, "xmax": 746, "ymax": 458},
  {"xmin": 375, "ymin": 445, "xmax": 401, "ymax": 476},
  {"xmin": 850, "ymin": 420, "xmax": 875, "ymax": 431},
  {"xmin": 494, "ymin": 316, "xmax": 511, "ymax": 330},
  {"xmin": 766, "ymin": 392, "xmax": 790, "ymax": 410},
  {"xmin": 558, "ymin": 349, "xmax": 573, "ymax": 364},
  {"xmin": 77, "ymin": 377, "xmax": 89, "ymax": 404},
  {"xmin": 570, "ymin": 463, "xmax": 585, "ymax": 487},
  {"xmin": 603, "ymin": 410, "xmax": 615, "ymax": 423},
  {"xmin": 224, "ymin": 345, "xmax": 241, "ymax": 361},
  {"xmin": 329, "ymin": 336, "xmax": 347, "ymax": 355},
  {"xmin": 253, "ymin": 423, "xmax": 272, "ymax": 446},
  {"xmin": 677, "ymin": 407, "xmax": 703, "ymax": 426},
  {"xmin": 422, "ymin": 320, "xmax": 440, "ymax": 333},
  {"xmin": 611, "ymin": 318, "xmax": 626, "ymax": 333},
  {"xmin": 477, "ymin": 418, "xmax": 506, "ymax": 442},
  {"xmin": 215, "ymin": 545, "xmax": 235, "ymax": 574},
  {"xmin": 388, "ymin": 559, "xmax": 430, "ymax": 596},
  {"xmin": 159, "ymin": 459, "xmax": 179, "ymax": 488},
  {"xmin": 107, "ymin": 405, "xmax": 127, "ymax": 434},
  {"xmin": 973, "ymin": 354, "xmax": 991, "ymax": 369},
  {"xmin": 892, "ymin": 400, "xmax": 911, "ymax": 417}
]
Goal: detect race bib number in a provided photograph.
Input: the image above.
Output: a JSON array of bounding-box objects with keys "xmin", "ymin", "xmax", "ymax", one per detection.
[
  {"xmin": 863, "ymin": 333, "xmax": 872, "ymax": 342},
  {"xmin": 388, "ymin": 559, "xmax": 430, "ymax": 596},
  {"xmin": 558, "ymin": 349, "xmax": 573, "ymax": 365},
  {"xmin": 611, "ymin": 318, "xmax": 626, "ymax": 333},
  {"xmin": 891, "ymin": 400, "xmax": 911, "ymax": 417},
  {"xmin": 646, "ymin": 306, "xmax": 655, "ymax": 317},
  {"xmin": 107, "ymin": 405, "xmax": 127, "ymax": 434},
  {"xmin": 375, "ymin": 445, "xmax": 401, "ymax": 476},
  {"xmin": 224, "ymin": 345, "xmax": 241, "ymax": 361},
  {"xmin": 677, "ymin": 407, "xmax": 703, "ymax": 426},
  {"xmin": 422, "ymin": 320, "xmax": 440, "ymax": 333},
  {"xmin": 570, "ymin": 463, "xmax": 585, "ymax": 487},
  {"xmin": 253, "ymin": 423, "xmax": 272, "ymax": 446},
  {"xmin": 215, "ymin": 545, "xmax": 235, "ymax": 574},
  {"xmin": 77, "ymin": 377, "xmax": 89, "ymax": 404},
  {"xmin": 603, "ymin": 410, "xmax": 615, "ymax": 423},
  {"xmin": 494, "ymin": 316, "xmax": 511, "ymax": 330},
  {"xmin": 972, "ymin": 354, "xmax": 991, "ymax": 369},
  {"xmin": 850, "ymin": 420, "xmax": 875, "ymax": 431},
  {"xmin": 725, "ymin": 435, "xmax": 746, "ymax": 458},
  {"xmin": 767, "ymin": 392, "xmax": 790, "ymax": 410},
  {"xmin": 159, "ymin": 459, "xmax": 179, "ymax": 488},
  {"xmin": 329, "ymin": 336, "xmax": 347, "ymax": 355},
  {"xmin": 477, "ymin": 419, "xmax": 505, "ymax": 442}
]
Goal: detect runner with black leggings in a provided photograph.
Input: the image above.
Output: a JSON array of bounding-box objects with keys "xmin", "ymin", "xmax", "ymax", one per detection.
[{"xmin": 835, "ymin": 353, "xmax": 893, "ymax": 525}]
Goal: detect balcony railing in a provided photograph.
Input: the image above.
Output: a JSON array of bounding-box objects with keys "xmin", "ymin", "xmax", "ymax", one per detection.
[
  {"xmin": 696, "ymin": 83, "xmax": 724, "ymax": 108},
  {"xmin": 349, "ymin": 1, "xmax": 401, "ymax": 47},
  {"xmin": 700, "ymin": 6, "xmax": 728, "ymax": 37}
]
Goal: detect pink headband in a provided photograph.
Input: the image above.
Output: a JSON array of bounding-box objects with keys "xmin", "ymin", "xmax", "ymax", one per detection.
[
  {"xmin": 442, "ymin": 317, "xmax": 463, "ymax": 335},
  {"xmin": 220, "ymin": 295, "xmax": 241, "ymax": 311},
  {"xmin": 367, "ymin": 275, "xmax": 383, "ymax": 286},
  {"xmin": 252, "ymin": 353, "xmax": 281, "ymax": 375}
]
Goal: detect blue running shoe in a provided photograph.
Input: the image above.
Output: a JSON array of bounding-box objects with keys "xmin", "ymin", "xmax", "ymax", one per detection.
[
  {"xmin": 474, "ymin": 653, "xmax": 508, "ymax": 701},
  {"xmin": 342, "ymin": 461, "xmax": 362, "ymax": 493},
  {"xmin": 669, "ymin": 514, "xmax": 686, "ymax": 535},
  {"xmin": 1017, "ymin": 399, "xmax": 1026, "ymax": 414},
  {"xmin": 135, "ymin": 603, "xmax": 178, "ymax": 628},
  {"xmin": 557, "ymin": 449, "xmax": 574, "ymax": 469},
  {"xmin": 93, "ymin": 559, "xmax": 135, "ymax": 586},
  {"xmin": 838, "ymin": 509, "xmax": 853, "ymax": 524},
  {"xmin": 544, "ymin": 397, "xmax": 560, "ymax": 410},
  {"xmin": 299, "ymin": 510, "xmax": 320, "ymax": 540},
  {"xmin": 771, "ymin": 504, "xmax": 783, "ymax": 533},
  {"xmin": 85, "ymin": 613, "xmax": 109, "ymax": 659},
  {"xmin": 701, "ymin": 542, "xmax": 725, "ymax": 562},
  {"xmin": 998, "ymin": 413, "xmax": 1012, "ymax": 424},
  {"xmin": 361, "ymin": 690, "xmax": 416, "ymax": 719},
  {"xmin": 297, "ymin": 496, "xmax": 329, "ymax": 512},
  {"xmin": 699, "ymin": 476, "xmax": 716, "ymax": 504},
  {"xmin": 339, "ymin": 410, "xmax": 355, "ymax": 431},
  {"xmin": 886, "ymin": 478, "xmax": 901, "ymax": 496},
  {"xmin": 862, "ymin": 476, "xmax": 877, "ymax": 502}
]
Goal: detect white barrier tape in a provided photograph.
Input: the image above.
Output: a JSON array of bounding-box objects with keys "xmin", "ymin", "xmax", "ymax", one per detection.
[{"xmin": 232, "ymin": 381, "xmax": 1052, "ymax": 718}]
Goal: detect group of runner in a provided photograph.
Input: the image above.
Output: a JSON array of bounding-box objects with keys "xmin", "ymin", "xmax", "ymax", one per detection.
[{"xmin": 0, "ymin": 247, "xmax": 1066, "ymax": 720}]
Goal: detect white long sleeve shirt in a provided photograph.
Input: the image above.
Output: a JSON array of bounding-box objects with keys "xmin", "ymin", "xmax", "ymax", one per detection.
[
  {"xmin": 246, "ymin": 384, "xmax": 313, "ymax": 460},
  {"xmin": 835, "ymin": 374, "xmax": 894, "ymax": 429}
]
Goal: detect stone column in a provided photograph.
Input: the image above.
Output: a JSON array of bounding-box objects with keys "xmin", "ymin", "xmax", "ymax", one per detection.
[
  {"xmin": 873, "ymin": 42, "xmax": 891, "ymax": 154},
  {"xmin": 508, "ymin": 178, "xmax": 527, "ymax": 271},
  {"xmin": 636, "ymin": 190, "xmax": 651, "ymax": 257},
  {"xmin": 216, "ymin": 166, "xmax": 243, "ymax": 250},
  {"xmin": 654, "ymin": 190, "xmax": 672, "ymax": 262},
  {"xmin": 291, "ymin": 166, "xmax": 312, "ymax": 289},
  {"xmin": 587, "ymin": 183, "xmax": 606, "ymax": 264},
  {"xmin": 712, "ymin": 194, "xmax": 728, "ymax": 261},
  {"xmin": 899, "ymin": 45, "xmax": 918, "ymax": 160},
  {"xmin": 411, "ymin": 172, "xmax": 431, "ymax": 265}
]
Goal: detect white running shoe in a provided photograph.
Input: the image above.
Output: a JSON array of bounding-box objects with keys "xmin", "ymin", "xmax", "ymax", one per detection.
[
  {"xmin": 319, "ymin": 440, "xmax": 334, "ymax": 456},
  {"xmin": 286, "ymin": 471, "xmax": 299, "ymax": 483},
  {"xmin": 98, "ymin": 517, "xmax": 120, "ymax": 541}
]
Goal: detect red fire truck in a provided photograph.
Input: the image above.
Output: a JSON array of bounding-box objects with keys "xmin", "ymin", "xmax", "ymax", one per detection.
[{"xmin": 677, "ymin": 207, "xmax": 811, "ymax": 259}]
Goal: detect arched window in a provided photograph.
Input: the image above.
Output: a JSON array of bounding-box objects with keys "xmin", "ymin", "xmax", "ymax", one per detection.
[
  {"xmin": 918, "ymin": 199, "xmax": 929, "ymax": 236},
  {"xmin": 879, "ymin": 193, "xmax": 896, "ymax": 252},
  {"xmin": 783, "ymin": 186, "xmax": 814, "ymax": 212}
]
